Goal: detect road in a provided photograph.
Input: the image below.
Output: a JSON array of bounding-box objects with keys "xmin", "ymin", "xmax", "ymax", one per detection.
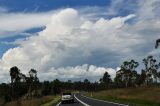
[{"xmin": 56, "ymin": 93, "xmax": 128, "ymax": 106}]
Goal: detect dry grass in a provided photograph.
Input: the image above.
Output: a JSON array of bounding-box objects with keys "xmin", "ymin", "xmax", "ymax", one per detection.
[
  {"xmin": 0, "ymin": 97, "xmax": 4, "ymax": 105},
  {"xmin": 4, "ymin": 96, "xmax": 54, "ymax": 106},
  {"xmin": 87, "ymin": 86, "xmax": 160, "ymax": 106},
  {"xmin": 41, "ymin": 96, "xmax": 60, "ymax": 106},
  {"xmin": 95, "ymin": 87, "xmax": 160, "ymax": 102}
]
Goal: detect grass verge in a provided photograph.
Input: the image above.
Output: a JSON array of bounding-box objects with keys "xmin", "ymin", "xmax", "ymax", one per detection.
[
  {"xmin": 0, "ymin": 97, "xmax": 4, "ymax": 105},
  {"xmin": 41, "ymin": 95, "xmax": 60, "ymax": 106},
  {"xmin": 85, "ymin": 86, "xmax": 160, "ymax": 106},
  {"xmin": 4, "ymin": 95, "xmax": 57, "ymax": 106}
]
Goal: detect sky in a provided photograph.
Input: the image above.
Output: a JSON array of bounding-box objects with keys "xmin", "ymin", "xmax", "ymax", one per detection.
[{"xmin": 0, "ymin": 0, "xmax": 160, "ymax": 83}]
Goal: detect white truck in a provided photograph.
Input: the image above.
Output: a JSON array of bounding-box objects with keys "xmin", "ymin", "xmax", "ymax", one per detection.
[{"xmin": 61, "ymin": 92, "xmax": 74, "ymax": 104}]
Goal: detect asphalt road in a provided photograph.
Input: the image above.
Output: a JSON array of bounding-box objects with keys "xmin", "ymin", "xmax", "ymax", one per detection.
[{"xmin": 56, "ymin": 93, "xmax": 128, "ymax": 106}]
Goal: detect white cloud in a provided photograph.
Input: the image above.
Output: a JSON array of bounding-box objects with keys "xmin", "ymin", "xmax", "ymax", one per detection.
[
  {"xmin": 39, "ymin": 64, "xmax": 116, "ymax": 81},
  {"xmin": 0, "ymin": 8, "xmax": 135, "ymax": 82},
  {"xmin": 137, "ymin": 0, "xmax": 160, "ymax": 20},
  {"xmin": 0, "ymin": 11, "xmax": 54, "ymax": 37}
]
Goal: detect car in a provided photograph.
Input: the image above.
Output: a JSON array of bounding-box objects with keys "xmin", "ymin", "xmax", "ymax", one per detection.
[{"xmin": 61, "ymin": 92, "xmax": 74, "ymax": 104}]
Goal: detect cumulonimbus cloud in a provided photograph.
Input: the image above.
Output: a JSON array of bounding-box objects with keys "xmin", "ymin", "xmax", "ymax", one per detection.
[{"xmin": 0, "ymin": 8, "xmax": 136, "ymax": 82}]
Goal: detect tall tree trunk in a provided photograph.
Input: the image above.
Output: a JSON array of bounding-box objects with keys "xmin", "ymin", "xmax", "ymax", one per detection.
[{"xmin": 11, "ymin": 78, "xmax": 13, "ymax": 99}]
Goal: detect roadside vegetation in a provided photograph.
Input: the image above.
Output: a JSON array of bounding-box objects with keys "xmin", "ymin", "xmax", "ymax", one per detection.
[
  {"xmin": 4, "ymin": 95, "xmax": 54, "ymax": 106},
  {"xmin": 0, "ymin": 67, "xmax": 62, "ymax": 106},
  {"xmin": 41, "ymin": 96, "xmax": 60, "ymax": 106},
  {"xmin": 0, "ymin": 97, "xmax": 4, "ymax": 105},
  {"xmin": 83, "ymin": 54, "xmax": 160, "ymax": 106},
  {"xmin": 86, "ymin": 86, "xmax": 160, "ymax": 106}
]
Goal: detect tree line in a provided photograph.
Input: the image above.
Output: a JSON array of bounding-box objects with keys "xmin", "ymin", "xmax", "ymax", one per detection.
[
  {"xmin": 0, "ymin": 55, "xmax": 160, "ymax": 104},
  {"xmin": 115, "ymin": 55, "xmax": 160, "ymax": 88}
]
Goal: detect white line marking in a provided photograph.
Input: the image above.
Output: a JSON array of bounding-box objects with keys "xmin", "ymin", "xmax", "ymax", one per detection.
[
  {"xmin": 74, "ymin": 94, "xmax": 90, "ymax": 106},
  {"xmin": 82, "ymin": 95, "xmax": 128, "ymax": 106},
  {"xmin": 56, "ymin": 102, "xmax": 61, "ymax": 106}
]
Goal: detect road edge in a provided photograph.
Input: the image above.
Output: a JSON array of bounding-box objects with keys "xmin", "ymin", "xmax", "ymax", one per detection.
[
  {"xmin": 56, "ymin": 102, "xmax": 61, "ymax": 106},
  {"xmin": 74, "ymin": 94, "xmax": 90, "ymax": 106},
  {"xmin": 82, "ymin": 94, "xmax": 128, "ymax": 106}
]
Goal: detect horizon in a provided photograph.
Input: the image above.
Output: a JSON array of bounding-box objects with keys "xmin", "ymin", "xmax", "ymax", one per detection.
[{"xmin": 0, "ymin": 0, "xmax": 160, "ymax": 83}]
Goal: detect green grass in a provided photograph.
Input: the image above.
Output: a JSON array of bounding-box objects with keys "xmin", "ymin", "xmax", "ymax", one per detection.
[
  {"xmin": 41, "ymin": 95, "xmax": 60, "ymax": 106},
  {"xmin": 85, "ymin": 86, "xmax": 160, "ymax": 106}
]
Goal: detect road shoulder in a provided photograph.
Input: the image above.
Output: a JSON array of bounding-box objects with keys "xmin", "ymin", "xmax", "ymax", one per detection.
[{"xmin": 82, "ymin": 94, "xmax": 128, "ymax": 106}]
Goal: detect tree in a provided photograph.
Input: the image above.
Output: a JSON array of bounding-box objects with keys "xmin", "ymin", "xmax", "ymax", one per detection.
[
  {"xmin": 134, "ymin": 73, "xmax": 142, "ymax": 87},
  {"xmin": 155, "ymin": 39, "xmax": 160, "ymax": 49},
  {"xmin": 84, "ymin": 79, "xmax": 90, "ymax": 84},
  {"xmin": 42, "ymin": 81, "xmax": 51, "ymax": 96},
  {"xmin": 158, "ymin": 72, "xmax": 160, "ymax": 82},
  {"xmin": 20, "ymin": 73, "xmax": 26, "ymax": 79},
  {"xmin": 29, "ymin": 69, "xmax": 37, "ymax": 78},
  {"xmin": 83, "ymin": 79, "xmax": 91, "ymax": 91},
  {"xmin": 100, "ymin": 72, "xmax": 112, "ymax": 88},
  {"xmin": 51, "ymin": 79, "xmax": 61, "ymax": 95},
  {"xmin": 116, "ymin": 60, "xmax": 139, "ymax": 87},
  {"xmin": 9, "ymin": 66, "xmax": 21, "ymax": 99},
  {"xmin": 27, "ymin": 69, "xmax": 39, "ymax": 98},
  {"xmin": 114, "ymin": 72, "xmax": 124, "ymax": 87},
  {"xmin": 143, "ymin": 56, "xmax": 160, "ymax": 85},
  {"xmin": 130, "ymin": 70, "xmax": 138, "ymax": 87},
  {"xmin": 139, "ymin": 70, "xmax": 147, "ymax": 86},
  {"xmin": 10, "ymin": 66, "xmax": 20, "ymax": 84}
]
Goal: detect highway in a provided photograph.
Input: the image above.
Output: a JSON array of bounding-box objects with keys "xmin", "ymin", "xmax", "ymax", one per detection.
[{"xmin": 56, "ymin": 93, "xmax": 128, "ymax": 106}]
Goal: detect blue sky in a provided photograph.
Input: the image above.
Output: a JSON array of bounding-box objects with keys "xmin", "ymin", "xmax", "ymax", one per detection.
[
  {"xmin": 0, "ymin": 0, "xmax": 111, "ymax": 12},
  {"xmin": 0, "ymin": 0, "xmax": 160, "ymax": 82}
]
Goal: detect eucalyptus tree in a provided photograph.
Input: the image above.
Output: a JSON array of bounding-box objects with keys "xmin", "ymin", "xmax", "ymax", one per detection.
[
  {"xmin": 143, "ymin": 56, "xmax": 160, "ymax": 85},
  {"xmin": 51, "ymin": 79, "xmax": 61, "ymax": 95},
  {"xmin": 100, "ymin": 71, "xmax": 112, "ymax": 87},
  {"xmin": 10, "ymin": 66, "xmax": 20, "ymax": 84},
  {"xmin": 118, "ymin": 59, "xmax": 139, "ymax": 87},
  {"xmin": 28, "ymin": 69, "xmax": 39, "ymax": 98},
  {"xmin": 114, "ymin": 72, "xmax": 124, "ymax": 87},
  {"xmin": 9, "ymin": 66, "xmax": 21, "ymax": 98}
]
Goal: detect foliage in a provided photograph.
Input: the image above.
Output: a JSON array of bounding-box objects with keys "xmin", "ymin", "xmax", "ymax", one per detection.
[
  {"xmin": 85, "ymin": 86, "xmax": 160, "ymax": 106},
  {"xmin": 0, "ymin": 55, "xmax": 160, "ymax": 105},
  {"xmin": 114, "ymin": 60, "xmax": 139, "ymax": 87}
]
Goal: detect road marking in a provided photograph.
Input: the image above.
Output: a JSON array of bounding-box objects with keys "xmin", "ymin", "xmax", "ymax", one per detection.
[
  {"xmin": 56, "ymin": 102, "xmax": 61, "ymax": 106},
  {"xmin": 74, "ymin": 94, "xmax": 90, "ymax": 106},
  {"xmin": 82, "ymin": 95, "xmax": 128, "ymax": 106}
]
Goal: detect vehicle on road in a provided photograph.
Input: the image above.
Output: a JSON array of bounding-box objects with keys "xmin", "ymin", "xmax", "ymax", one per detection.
[{"xmin": 61, "ymin": 92, "xmax": 74, "ymax": 104}]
